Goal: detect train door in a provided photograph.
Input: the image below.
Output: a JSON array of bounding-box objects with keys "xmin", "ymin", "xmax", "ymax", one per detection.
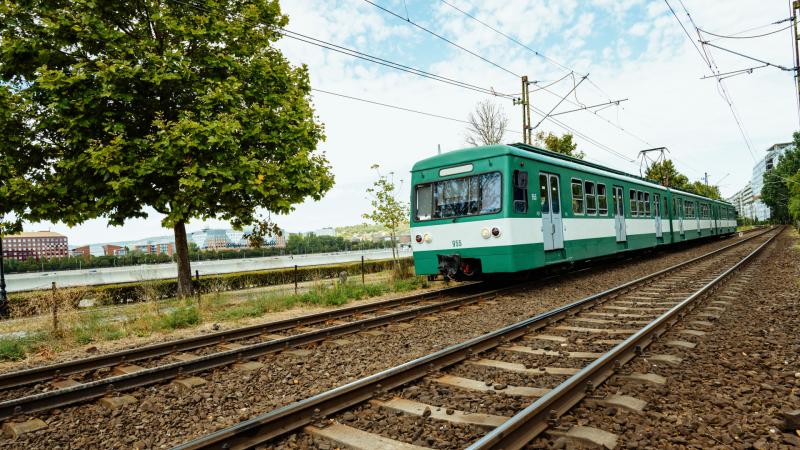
[
  {"xmin": 612, "ymin": 186, "xmax": 626, "ymax": 242},
  {"xmin": 539, "ymin": 173, "xmax": 564, "ymax": 251},
  {"xmin": 653, "ymin": 193, "xmax": 663, "ymax": 238},
  {"xmin": 677, "ymin": 197, "xmax": 685, "ymax": 236},
  {"xmin": 713, "ymin": 205, "xmax": 719, "ymax": 233},
  {"xmin": 695, "ymin": 202, "xmax": 700, "ymax": 232}
]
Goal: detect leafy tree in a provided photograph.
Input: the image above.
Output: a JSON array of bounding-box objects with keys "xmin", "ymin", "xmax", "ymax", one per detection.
[
  {"xmin": 535, "ymin": 131, "xmax": 584, "ymax": 159},
  {"xmin": 644, "ymin": 160, "xmax": 689, "ymax": 189},
  {"xmin": 0, "ymin": 1, "xmax": 334, "ymax": 297},
  {"xmin": 363, "ymin": 165, "xmax": 409, "ymax": 269},
  {"xmin": 762, "ymin": 133, "xmax": 800, "ymax": 224},
  {"xmin": 686, "ymin": 181, "xmax": 722, "ymax": 200},
  {"xmin": 466, "ymin": 99, "xmax": 508, "ymax": 146},
  {"xmin": 788, "ymin": 171, "xmax": 800, "ymax": 227}
]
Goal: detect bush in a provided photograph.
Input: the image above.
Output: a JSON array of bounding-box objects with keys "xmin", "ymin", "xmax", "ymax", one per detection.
[{"xmin": 160, "ymin": 305, "xmax": 200, "ymax": 330}]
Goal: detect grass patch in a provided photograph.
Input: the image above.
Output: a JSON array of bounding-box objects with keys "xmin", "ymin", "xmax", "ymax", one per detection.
[
  {"xmin": 160, "ymin": 305, "xmax": 200, "ymax": 330},
  {"xmin": 0, "ymin": 273, "xmax": 433, "ymax": 362},
  {"xmin": 0, "ymin": 333, "xmax": 51, "ymax": 362},
  {"xmin": 211, "ymin": 277, "xmax": 430, "ymax": 322}
]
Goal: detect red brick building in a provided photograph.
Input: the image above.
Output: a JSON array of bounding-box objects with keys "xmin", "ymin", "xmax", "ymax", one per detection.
[{"xmin": 1, "ymin": 231, "xmax": 69, "ymax": 261}]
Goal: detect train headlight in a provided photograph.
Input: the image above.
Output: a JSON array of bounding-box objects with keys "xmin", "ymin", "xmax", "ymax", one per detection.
[
  {"xmin": 423, "ymin": 234, "xmax": 432, "ymax": 243},
  {"xmin": 491, "ymin": 227, "xmax": 501, "ymax": 237},
  {"xmin": 415, "ymin": 235, "xmax": 423, "ymax": 243},
  {"xmin": 481, "ymin": 228, "xmax": 491, "ymax": 239}
]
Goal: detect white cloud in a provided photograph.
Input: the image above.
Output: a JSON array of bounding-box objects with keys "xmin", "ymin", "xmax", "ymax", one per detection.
[{"xmin": 25, "ymin": 0, "xmax": 798, "ymax": 245}]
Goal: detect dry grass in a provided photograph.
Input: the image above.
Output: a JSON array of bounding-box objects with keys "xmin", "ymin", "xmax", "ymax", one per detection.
[{"xmin": 0, "ymin": 272, "xmax": 430, "ymax": 362}]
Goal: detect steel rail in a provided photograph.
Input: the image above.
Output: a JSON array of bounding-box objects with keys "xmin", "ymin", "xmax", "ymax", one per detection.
[
  {"xmin": 172, "ymin": 228, "xmax": 773, "ymax": 450},
  {"xmin": 0, "ymin": 282, "xmax": 482, "ymax": 391},
  {"xmin": 467, "ymin": 227, "xmax": 781, "ymax": 450},
  {"xmin": 0, "ymin": 282, "xmax": 518, "ymax": 421}
]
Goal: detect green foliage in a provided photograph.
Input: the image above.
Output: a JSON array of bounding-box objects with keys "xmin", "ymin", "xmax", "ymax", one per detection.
[
  {"xmin": 685, "ymin": 181, "xmax": 722, "ymax": 200},
  {"xmin": 363, "ymin": 165, "xmax": 410, "ymax": 268},
  {"xmin": 535, "ymin": 132, "xmax": 584, "ymax": 159},
  {"xmin": 788, "ymin": 171, "xmax": 800, "ymax": 227},
  {"xmin": 645, "ymin": 160, "xmax": 690, "ymax": 189},
  {"xmin": 160, "ymin": 305, "xmax": 200, "ymax": 330},
  {"xmin": 0, "ymin": 337, "xmax": 27, "ymax": 361},
  {"xmin": 644, "ymin": 159, "xmax": 721, "ymax": 199},
  {"xmin": 0, "ymin": 0, "xmax": 334, "ymax": 293},
  {"xmin": 762, "ymin": 133, "xmax": 800, "ymax": 224}
]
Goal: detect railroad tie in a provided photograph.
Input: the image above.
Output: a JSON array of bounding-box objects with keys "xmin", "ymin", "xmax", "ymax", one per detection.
[
  {"xmin": 305, "ymin": 423, "xmax": 430, "ymax": 450},
  {"xmin": 548, "ymin": 426, "xmax": 619, "ymax": 450},
  {"xmin": 370, "ymin": 398, "xmax": 508, "ymax": 429},
  {"xmin": 467, "ymin": 359, "xmax": 580, "ymax": 376},
  {"xmin": 430, "ymin": 375, "xmax": 548, "ymax": 397}
]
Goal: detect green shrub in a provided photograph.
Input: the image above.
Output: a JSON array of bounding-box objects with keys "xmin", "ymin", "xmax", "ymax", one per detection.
[
  {"xmin": 0, "ymin": 337, "xmax": 28, "ymax": 361},
  {"xmin": 160, "ymin": 305, "xmax": 200, "ymax": 330}
]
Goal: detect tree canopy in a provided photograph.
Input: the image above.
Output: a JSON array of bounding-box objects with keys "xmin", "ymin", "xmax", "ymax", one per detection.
[
  {"xmin": 0, "ymin": 1, "xmax": 334, "ymax": 295},
  {"xmin": 535, "ymin": 131, "xmax": 584, "ymax": 159},
  {"xmin": 644, "ymin": 160, "xmax": 721, "ymax": 200},
  {"xmin": 761, "ymin": 132, "xmax": 800, "ymax": 224},
  {"xmin": 363, "ymin": 165, "xmax": 409, "ymax": 267}
]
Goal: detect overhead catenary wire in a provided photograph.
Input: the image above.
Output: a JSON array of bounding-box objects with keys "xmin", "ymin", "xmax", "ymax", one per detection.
[
  {"xmin": 698, "ymin": 23, "xmax": 793, "ymax": 40},
  {"xmin": 363, "ymin": 0, "xmax": 520, "ymax": 78},
  {"xmin": 665, "ymin": 0, "xmax": 758, "ymax": 163},
  {"xmin": 437, "ymin": 0, "xmax": 614, "ymax": 100},
  {"xmin": 280, "ymin": 29, "xmax": 515, "ymax": 99},
  {"xmin": 171, "ymin": 0, "xmax": 641, "ymax": 169}
]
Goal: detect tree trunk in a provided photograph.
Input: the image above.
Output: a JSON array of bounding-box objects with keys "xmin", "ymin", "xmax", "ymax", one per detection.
[{"xmin": 173, "ymin": 221, "xmax": 193, "ymax": 298}]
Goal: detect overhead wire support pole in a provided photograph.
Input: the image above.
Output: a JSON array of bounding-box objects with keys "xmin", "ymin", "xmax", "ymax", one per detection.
[
  {"xmin": 792, "ymin": 1, "xmax": 800, "ymax": 127},
  {"xmin": 699, "ymin": 41, "xmax": 793, "ymax": 71},
  {"xmin": 532, "ymin": 74, "xmax": 587, "ymax": 130},
  {"xmin": 513, "ymin": 76, "xmax": 532, "ymax": 144},
  {"xmin": 550, "ymin": 99, "xmax": 629, "ymax": 117},
  {"xmin": 699, "ymin": 64, "xmax": 769, "ymax": 80}
]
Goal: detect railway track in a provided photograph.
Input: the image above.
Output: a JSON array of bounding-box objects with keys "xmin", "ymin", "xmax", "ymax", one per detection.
[
  {"xmin": 171, "ymin": 227, "xmax": 778, "ymax": 450},
  {"xmin": 0, "ymin": 231, "xmax": 756, "ymax": 425}
]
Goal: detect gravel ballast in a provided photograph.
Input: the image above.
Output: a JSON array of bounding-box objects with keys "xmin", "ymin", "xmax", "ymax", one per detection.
[{"xmin": 0, "ymin": 233, "xmax": 773, "ymax": 449}]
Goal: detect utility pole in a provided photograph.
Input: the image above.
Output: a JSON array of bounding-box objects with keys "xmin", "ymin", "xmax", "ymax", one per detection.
[
  {"xmin": 0, "ymin": 236, "xmax": 8, "ymax": 318},
  {"xmin": 704, "ymin": 172, "xmax": 709, "ymax": 186},
  {"xmin": 514, "ymin": 75, "xmax": 532, "ymax": 144},
  {"xmin": 793, "ymin": 1, "xmax": 800, "ymax": 114}
]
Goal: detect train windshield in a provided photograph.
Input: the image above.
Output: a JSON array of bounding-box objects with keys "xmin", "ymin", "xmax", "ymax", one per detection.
[{"xmin": 415, "ymin": 172, "xmax": 501, "ymax": 221}]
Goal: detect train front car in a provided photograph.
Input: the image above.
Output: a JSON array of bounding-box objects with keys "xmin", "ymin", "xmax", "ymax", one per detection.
[{"xmin": 410, "ymin": 145, "xmax": 532, "ymax": 280}]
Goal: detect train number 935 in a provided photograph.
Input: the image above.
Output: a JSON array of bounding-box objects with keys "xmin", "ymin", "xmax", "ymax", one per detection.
[{"xmin": 451, "ymin": 240, "xmax": 463, "ymax": 248}]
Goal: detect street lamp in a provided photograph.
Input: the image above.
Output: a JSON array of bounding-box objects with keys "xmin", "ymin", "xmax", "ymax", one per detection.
[{"xmin": 0, "ymin": 236, "xmax": 9, "ymax": 318}]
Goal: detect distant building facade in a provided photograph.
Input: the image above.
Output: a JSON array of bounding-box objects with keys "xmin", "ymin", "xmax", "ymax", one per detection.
[
  {"xmin": 751, "ymin": 142, "xmax": 793, "ymax": 221},
  {"xmin": 726, "ymin": 182, "xmax": 755, "ymax": 221},
  {"xmin": 1, "ymin": 231, "xmax": 68, "ymax": 261},
  {"xmin": 133, "ymin": 242, "xmax": 175, "ymax": 256}
]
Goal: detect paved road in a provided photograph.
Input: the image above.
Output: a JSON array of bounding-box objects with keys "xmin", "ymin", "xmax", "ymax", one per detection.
[{"xmin": 5, "ymin": 248, "xmax": 411, "ymax": 293}]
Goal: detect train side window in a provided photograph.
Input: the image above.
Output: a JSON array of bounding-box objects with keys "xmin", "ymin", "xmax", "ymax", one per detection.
[
  {"xmin": 644, "ymin": 192, "xmax": 651, "ymax": 216},
  {"xmin": 597, "ymin": 184, "xmax": 608, "ymax": 215},
  {"xmin": 584, "ymin": 181, "xmax": 596, "ymax": 215},
  {"xmin": 630, "ymin": 189, "xmax": 638, "ymax": 216},
  {"xmin": 512, "ymin": 170, "xmax": 528, "ymax": 213},
  {"xmin": 539, "ymin": 175, "xmax": 549, "ymax": 214},
  {"xmin": 571, "ymin": 179, "xmax": 585, "ymax": 214},
  {"xmin": 415, "ymin": 184, "xmax": 433, "ymax": 221},
  {"xmin": 637, "ymin": 191, "xmax": 645, "ymax": 217}
]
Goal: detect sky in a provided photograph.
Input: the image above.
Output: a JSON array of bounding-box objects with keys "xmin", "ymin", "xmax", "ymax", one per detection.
[{"xmin": 22, "ymin": 0, "xmax": 799, "ymax": 245}]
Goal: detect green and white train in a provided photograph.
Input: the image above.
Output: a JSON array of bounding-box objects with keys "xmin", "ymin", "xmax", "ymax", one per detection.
[{"xmin": 410, "ymin": 143, "xmax": 737, "ymax": 279}]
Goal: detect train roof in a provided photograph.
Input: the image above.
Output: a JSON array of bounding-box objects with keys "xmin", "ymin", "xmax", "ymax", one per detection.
[{"xmin": 412, "ymin": 143, "xmax": 732, "ymax": 206}]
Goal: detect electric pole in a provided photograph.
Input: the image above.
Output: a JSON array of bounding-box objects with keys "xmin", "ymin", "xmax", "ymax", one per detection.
[
  {"xmin": 704, "ymin": 172, "xmax": 709, "ymax": 186},
  {"xmin": 0, "ymin": 236, "xmax": 8, "ymax": 318},
  {"xmin": 793, "ymin": 1, "xmax": 800, "ymax": 118},
  {"xmin": 514, "ymin": 75, "xmax": 532, "ymax": 144}
]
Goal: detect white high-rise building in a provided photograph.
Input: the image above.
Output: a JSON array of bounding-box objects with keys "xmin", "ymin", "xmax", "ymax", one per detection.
[{"xmin": 751, "ymin": 142, "xmax": 793, "ymax": 221}]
